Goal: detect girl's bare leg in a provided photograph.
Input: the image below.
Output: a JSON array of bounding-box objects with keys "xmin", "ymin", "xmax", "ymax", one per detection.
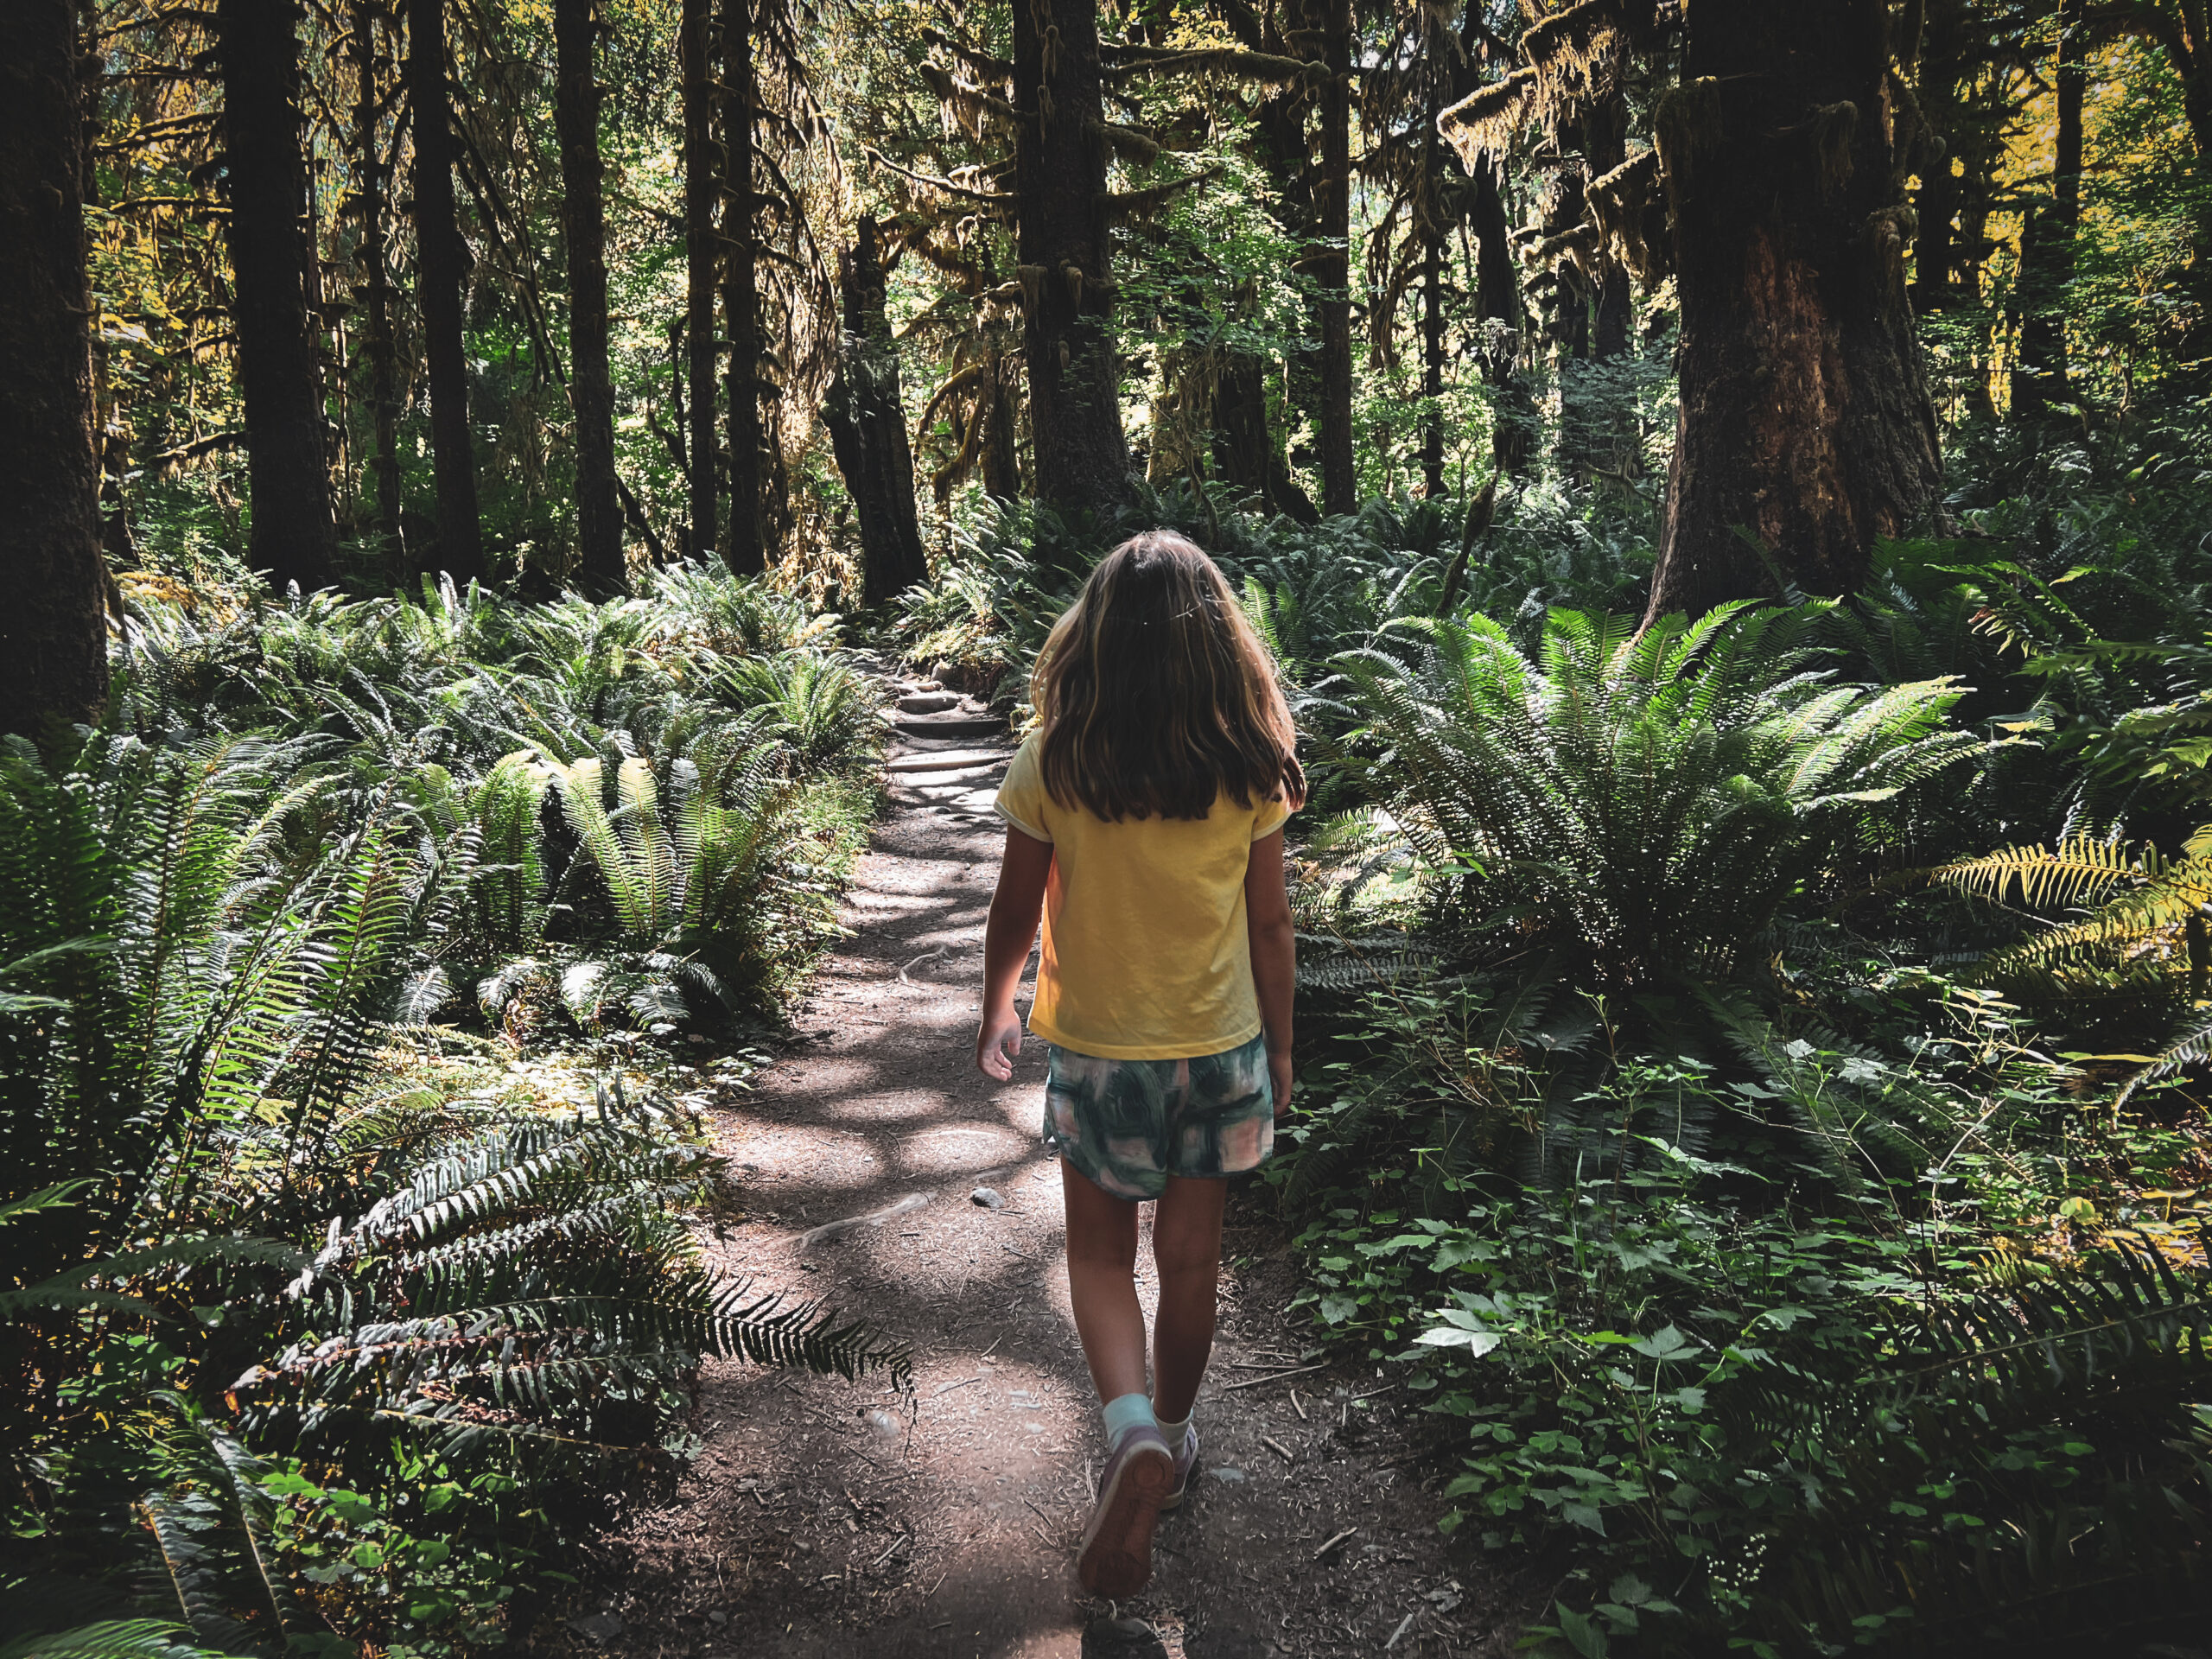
[
  {"xmin": 1060, "ymin": 1160, "xmax": 1147, "ymax": 1402},
  {"xmin": 1149, "ymin": 1174, "xmax": 1226, "ymax": 1422}
]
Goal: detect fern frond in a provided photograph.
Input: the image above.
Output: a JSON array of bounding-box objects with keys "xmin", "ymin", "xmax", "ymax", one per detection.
[{"xmin": 1933, "ymin": 835, "xmax": 2145, "ymax": 911}]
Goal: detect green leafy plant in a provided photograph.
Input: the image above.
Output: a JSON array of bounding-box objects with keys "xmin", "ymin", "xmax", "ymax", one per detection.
[
  {"xmin": 1935, "ymin": 825, "xmax": 2212, "ymax": 1098},
  {"xmin": 1287, "ymin": 1160, "xmax": 2212, "ymax": 1655},
  {"xmin": 1328, "ymin": 604, "xmax": 1980, "ymax": 988}
]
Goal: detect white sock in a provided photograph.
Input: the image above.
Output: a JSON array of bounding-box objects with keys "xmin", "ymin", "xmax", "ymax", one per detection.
[
  {"xmin": 1101, "ymin": 1390, "xmax": 1157, "ymax": 1446},
  {"xmin": 1154, "ymin": 1407, "xmax": 1191, "ymax": 1445}
]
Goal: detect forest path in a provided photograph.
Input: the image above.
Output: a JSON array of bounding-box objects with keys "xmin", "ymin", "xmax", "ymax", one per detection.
[{"xmin": 577, "ymin": 719, "xmax": 1510, "ymax": 1659}]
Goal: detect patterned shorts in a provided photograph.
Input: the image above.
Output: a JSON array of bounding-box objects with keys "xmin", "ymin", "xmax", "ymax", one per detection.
[{"xmin": 1042, "ymin": 1033, "xmax": 1275, "ymax": 1200}]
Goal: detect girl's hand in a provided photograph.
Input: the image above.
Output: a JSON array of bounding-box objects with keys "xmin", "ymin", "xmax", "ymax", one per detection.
[
  {"xmin": 1268, "ymin": 1048, "xmax": 1294, "ymax": 1120},
  {"xmin": 976, "ymin": 1006, "xmax": 1024, "ymax": 1081}
]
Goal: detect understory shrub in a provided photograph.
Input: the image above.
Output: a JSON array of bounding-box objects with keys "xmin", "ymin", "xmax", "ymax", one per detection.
[
  {"xmin": 1319, "ymin": 602, "xmax": 1980, "ymax": 987},
  {"xmin": 1278, "ymin": 982, "xmax": 2212, "ymax": 1655},
  {"xmin": 2, "ymin": 569, "xmax": 903, "ymax": 1656}
]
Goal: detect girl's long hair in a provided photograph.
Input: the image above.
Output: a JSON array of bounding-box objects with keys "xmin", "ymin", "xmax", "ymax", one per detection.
[{"xmin": 1030, "ymin": 530, "xmax": 1303, "ymax": 822}]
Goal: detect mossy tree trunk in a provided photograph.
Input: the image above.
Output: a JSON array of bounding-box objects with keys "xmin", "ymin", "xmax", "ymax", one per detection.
[
  {"xmin": 679, "ymin": 0, "xmax": 718, "ymax": 560},
  {"xmin": 1468, "ymin": 155, "xmax": 1533, "ymax": 475},
  {"xmin": 1643, "ymin": 0, "xmax": 1942, "ymax": 622},
  {"xmin": 827, "ymin": 216, "xmax": 928, "ymax": 608},
  {"xmin": 1313, "ymin": 0, "xmax": 1356, "ymax": 516},
  {"xmin": 349, "ymin": 0, "xmax": 405, "ymax": 575},
  {"xmin": 1419, "ymin": 89, "xmax": 1447, "ymax": 499},
  {"xmin": 1013, "ymin": 0, "xmax": 1131, "ymax": 515},
  {"xmin": 1214, "ymin": 0, "xmax": 1316, "ymax": 516},
  {"xmin": 556, "ymin": 0, "xmax": 626, "ymax": 594},
  {"xmin": 721, "ymin": 0, "xmax": 766, "ymax": 577},
  {"xmin": 406, "ymin": 0, "xmax": 484, "ymax": 582},
  {"xmin": 2013, "ymin": 0, "xmax": 2088, "ymax": 417},
  {"xmin": 216, "ymin": 0, "xmax": 339, "ymax": 591},
  {"xmin": 0, "ymin": 0, "xmax": 110, "ymax": 735},
  {"xmin": 1910, "ymin": 0, "xmax": 1970, "ymax": 315}
]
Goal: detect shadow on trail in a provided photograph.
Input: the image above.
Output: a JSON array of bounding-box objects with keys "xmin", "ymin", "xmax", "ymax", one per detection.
[{"xmin": 570, "ymin": 740, "xmax": 1508, "ymax": 1659}]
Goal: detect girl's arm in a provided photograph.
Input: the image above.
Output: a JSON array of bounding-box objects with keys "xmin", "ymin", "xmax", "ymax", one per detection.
[
  {"xmin": 976, "ymin": 826, "xmax": 1054, "ymax": 1080},
  {"xmin": 1245, "ymin": 828, "xmax": 1295, "ymax": 1116}
]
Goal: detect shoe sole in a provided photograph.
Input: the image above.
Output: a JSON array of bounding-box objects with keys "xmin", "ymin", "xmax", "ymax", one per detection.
[{"xmin": 1077, "ymin": 1442, "xmax": 1175, "ymax": 1597}]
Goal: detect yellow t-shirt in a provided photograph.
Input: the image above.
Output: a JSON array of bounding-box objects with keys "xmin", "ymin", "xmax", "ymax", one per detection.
[{"xmin": 993, "ymin": 734, "xmax": 1293, "ymax": 1060}]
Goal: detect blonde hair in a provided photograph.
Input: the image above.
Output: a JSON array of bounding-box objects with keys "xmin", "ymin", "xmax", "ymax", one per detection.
[{"xmin": 1031, "ymin": 530, "xmax": 1303, "ymax": 822}]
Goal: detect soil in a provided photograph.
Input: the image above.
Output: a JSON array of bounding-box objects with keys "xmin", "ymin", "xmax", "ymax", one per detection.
[{"xmin": 556, "ymin": 728, "xmax": 1525, "ymax": 1659}]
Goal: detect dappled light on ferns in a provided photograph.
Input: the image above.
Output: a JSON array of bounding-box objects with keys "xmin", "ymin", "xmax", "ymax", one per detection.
[{"xmin": 1329, "ymin": 601, "xmax": 1980, "ymax": 989}]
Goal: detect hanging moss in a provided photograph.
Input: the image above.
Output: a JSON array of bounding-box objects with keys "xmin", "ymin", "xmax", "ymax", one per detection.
[
  {"xmin": 1588, "ymin": 147, "xmax": 1663, "ymax": 281},
  {"xmin": 1438, "ymin": 67, "xmax": 1536, "ymax": 171},
  {"xmin": 1808, "ymin": 99, "xmax": 1860, "ymax": 197},
  {"xmin": 1653, "ymin": 73, "xmax": 1725, "ymax": 200}
]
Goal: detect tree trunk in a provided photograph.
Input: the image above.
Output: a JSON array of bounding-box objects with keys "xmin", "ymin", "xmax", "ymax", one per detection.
[
  {"xmin": 826, "ymin": 217, "xmax": 928, "ymax": 607},
  {"xmin": 1587, "ymin": 97, "xmax": 1633, "ymax": 364},
  {"xmin": 1643, "ymin": 0, "xmax": 1942, "ymax": 622},
  {"xmin": 679, "ymin": 0, "xmax": 717, "ymax": 559},
  {"xmin": 1910, "ymin": 0, "xmax": 1967, "ymax": 314},
  {"xmin": 215, "ymin": 0, "xmax": 338, "ymax": 591},
  {"xmin": 1012, "ymin": 0, "xmax": 1131, "ymax": 515},
  {"xmin": 1213, "ymin": 350, "xmax": 1269, "ymax": 504},
  {"xmin": 1314, "ymin": 0, "xmax": 1356, "ymax": 515},
  {"xmin": 1420, "ymin": 101, "xmax": 1446, "ymax": 499},
  {"xmin": 2013, "ymin": 0, "xmax": 2088, "ymax": 416},
  {"xmin": 0, "ymin": 0, "xmax": 109, "ymax": 735},
  {"xmin": 982, "ymin": 339, "xmax": 1020, "ymax": 499},
  {"xmin": 1420, "ymin": 228, "xmax": 1446, "ymax": 497},
  {"xmin": 555, "ymin": 0, "xmax": 625, "ymax": 595},
  {"xmin": 406, "ymin": 0, "xmax": 483, "ymax": 582},
  {"xmin": 1469, "ymin": 155, "xmax": 1534, "ymax": 474},
  {"xmin": 1544, "ymin": 156, "xmax": 1595, "ymax": 474},
  {"xmin": 721, "ymin": 0, "xmax": 765, "ymax": 576},
  {"xmin": 349, "ymin": 0, "xmax": 404, "ymax": 576}
]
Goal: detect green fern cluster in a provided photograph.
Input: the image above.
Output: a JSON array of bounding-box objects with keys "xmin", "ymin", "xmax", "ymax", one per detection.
[
  {"xmin": 1723, "ymin": 1230, "xmax": 2212, "ymax": 1650},
  {"xmin": 4, "ymin": 569, "xmax": 903, "ymax": 1656},
  {"xmin": 236, "ymin": 1107, "xmax": 905, "ymax": 1473},
  {"xmin": 1936, "ymin": 828, "xmax": 2212, "ymax": 1099},
  {"xmin": 1331, "ymin": 603, "xmax": 1980, "ymax": 989},
  {"xmin": 108, "ymin": 565, "xmax": 874, "ymax": 1033}
]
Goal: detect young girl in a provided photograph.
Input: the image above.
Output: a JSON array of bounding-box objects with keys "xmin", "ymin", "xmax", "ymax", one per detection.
[{"xmin": 974, "ymin": 529, "xmax": 1300, "ymax": 1598}]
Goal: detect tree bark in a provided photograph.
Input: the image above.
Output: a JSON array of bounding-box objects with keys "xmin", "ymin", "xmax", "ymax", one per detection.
[
  {"xmin": 1910, "ymin": 0, "xmax": 1967, "ymax": 313},
  {"xmin": 1586, "ymin": 97, "xmax": 1633, "ymax": 364},
  {"xmin": 982, "ymin": 340, "xmax": 1021, "ymax": 499},
  {"xmin": 1560, "ymin": 98, "xmax": 1633, "ymax": 480},
  {"xmin": 1643, "ymin": 0, "xmax": 1942, "ymax": 622},
  {"xmin": 555, "ymin": 0, "xmax": 625, "ymax": 594},
  {"xmin": 215, "ymin": 0, "xmax": 338, "ymax": 591},
  {"xmin": 1419, "ymin": 94, "xmax": 1447, "ymax": 499},
  {"xmin": 406, "ymin": 0, "xmax": 483, "ymax": 582},
  {"xmin": 1213, "ymin": 351, "xmax": 1268, "ymax": 503},
  {"xmin": 1468, "ymin": 155, "xmax": 1534, "ymax": 474},
  {"xmin": 349, "ymin": 0, "xmax": 405, "ymax": 576},
  {"xmin": 678, "ymin": 0, "xmax": 718, "ymax": 560},
  {"xmin": 721, "ymin": 0, "xmax": 765, "ymax": 576},
  {"xmin": 0, "ymin": 0, "xmax": 109, "ymax": 735},
  {"xmin": 826, "ymin": 216, "xmax": 928, "ymax": 607},
  {"xmin": 1216, "ymin": 0, "xmax": 1325, "ymax": 506},
  {"xmin": 1313, "ymin": 0, "xmax": 1356, "ymax": 515},
  {"xmin": 1012, "ymin": 0, "xmax": 1131, "ymax": 515},
  {"xmin": 2013, "ymin": 0, "xmax": 2088, "ymax": 416}
]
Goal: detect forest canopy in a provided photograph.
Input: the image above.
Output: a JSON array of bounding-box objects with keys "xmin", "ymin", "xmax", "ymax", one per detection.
[{"xmin": 10, "ymin": 0, "xmax": 2203, "ymax": 639}]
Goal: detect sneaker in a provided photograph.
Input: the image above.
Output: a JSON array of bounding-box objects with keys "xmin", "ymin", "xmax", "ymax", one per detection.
[
  {"xmin": 1077, "ymin": 1427, "xmax": 1176, "ymax": 1596},
  {"xmin": 1160, "ymin": 1420, "xmax": 1200, "ymax": 1512}
]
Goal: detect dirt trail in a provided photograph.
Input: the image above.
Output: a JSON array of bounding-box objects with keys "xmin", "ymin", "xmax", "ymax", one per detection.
[{"xmin": 571, "ymin": 723, "xmax": 1513, "ymax": 1659}]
